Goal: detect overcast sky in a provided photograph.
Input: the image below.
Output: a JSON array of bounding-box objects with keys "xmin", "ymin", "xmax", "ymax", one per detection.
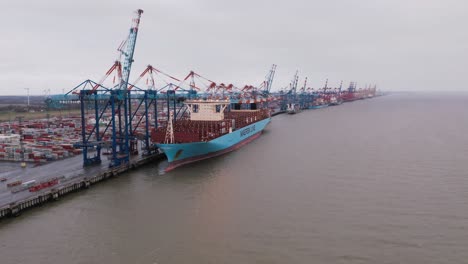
[{"xmin": 1, "ymin": 0, "xmax": 467, "ymax": 95}]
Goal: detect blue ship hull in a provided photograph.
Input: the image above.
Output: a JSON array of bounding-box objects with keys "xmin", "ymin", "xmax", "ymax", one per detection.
[
  {"xmin": 309, "ymin": 104, "xmax": 329, "ymax": 109},
  {"xmin": 156, "ymin": 118, "xmax": 271, "ymax": 170}
]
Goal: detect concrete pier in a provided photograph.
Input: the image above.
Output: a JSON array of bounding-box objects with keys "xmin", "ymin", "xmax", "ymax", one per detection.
[{"xmin": 0, "ymin": 152, "xmax": 165, "ymax": 219}]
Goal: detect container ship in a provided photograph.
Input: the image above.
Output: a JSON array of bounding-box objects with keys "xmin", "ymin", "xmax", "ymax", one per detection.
[
  {"xmin": 151, "ymin": 99, "xmax": 271, "ymax": 171},
  {"xmin": 328, "ymin": 94, "xmax": 343, "ymax": 105},
  {"xmin": 341, "ymin": 82, "xmax": 377, "ymax": 102},
  {"xmin": 309, "ymin": 96, "xmax": 329, "ymax": 109}
]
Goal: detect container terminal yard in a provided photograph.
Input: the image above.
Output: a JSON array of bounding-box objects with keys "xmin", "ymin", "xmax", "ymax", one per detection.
[
  {"xmin": 0, "ymin": 9, "xmax": 380, "ymax": 219},
  {"xmin": 0, "ymin": 117, "xmax": 83, "ymax": 164}
]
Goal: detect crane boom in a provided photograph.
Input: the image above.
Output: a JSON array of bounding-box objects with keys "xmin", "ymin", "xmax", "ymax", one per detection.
[
  {"xmin": 118, "ymin": 9, "xmax": 144, "ymax": 90},
  {"xmin": 266, "ymin": 64, "xmax": 277, "ymax": 93},
  {"xmin": 291, "ymin": 70, "xmax": 299, "ymax": 95}
]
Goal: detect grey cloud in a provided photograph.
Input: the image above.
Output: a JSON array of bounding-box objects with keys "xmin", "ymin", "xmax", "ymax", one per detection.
[{"xmin": 0, "ymin": 0, "xmax": 466, "ymax": 95}]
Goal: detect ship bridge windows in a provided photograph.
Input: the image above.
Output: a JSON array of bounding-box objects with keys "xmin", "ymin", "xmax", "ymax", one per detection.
[{"xmin": 186, "ymin": 100, "xmax": 229, "ymax": 121}]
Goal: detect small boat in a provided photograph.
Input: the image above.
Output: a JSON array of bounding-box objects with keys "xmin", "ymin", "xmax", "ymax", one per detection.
[{"xmin": 286, "ymin": 103, "xmax": 300, "ymax": 114}]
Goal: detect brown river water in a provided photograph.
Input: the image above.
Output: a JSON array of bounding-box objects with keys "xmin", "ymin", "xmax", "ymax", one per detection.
[{"xmin": 1, "ymin": 92, "xmax": 468, "ymax": 263}]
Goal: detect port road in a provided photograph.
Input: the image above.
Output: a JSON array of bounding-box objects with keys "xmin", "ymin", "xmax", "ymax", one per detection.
[{"xmin": 0, "ymin": 154, "xmax": 111, "ymax": 208}]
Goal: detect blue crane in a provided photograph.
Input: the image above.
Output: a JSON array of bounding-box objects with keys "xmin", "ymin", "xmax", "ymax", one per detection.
[
  {"xmin": 289, "ymin": 70, "xmax": 299, "ymax": 102},
  {"xmin": 118, "ymin": 9, "xmax": 144, "ymax": 91},
  {"xmin": 263, "ymin": 64, "xmax": 277, "ymax": 95},
  {"xmin": 112, "ymin": 9, "xmax": 144, "ymax": 166}
]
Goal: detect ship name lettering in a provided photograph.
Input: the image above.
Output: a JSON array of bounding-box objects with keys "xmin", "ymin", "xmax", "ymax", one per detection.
[{"xmin": 240, "ymin": 125, "xmax": 256, "ymax": 137}]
